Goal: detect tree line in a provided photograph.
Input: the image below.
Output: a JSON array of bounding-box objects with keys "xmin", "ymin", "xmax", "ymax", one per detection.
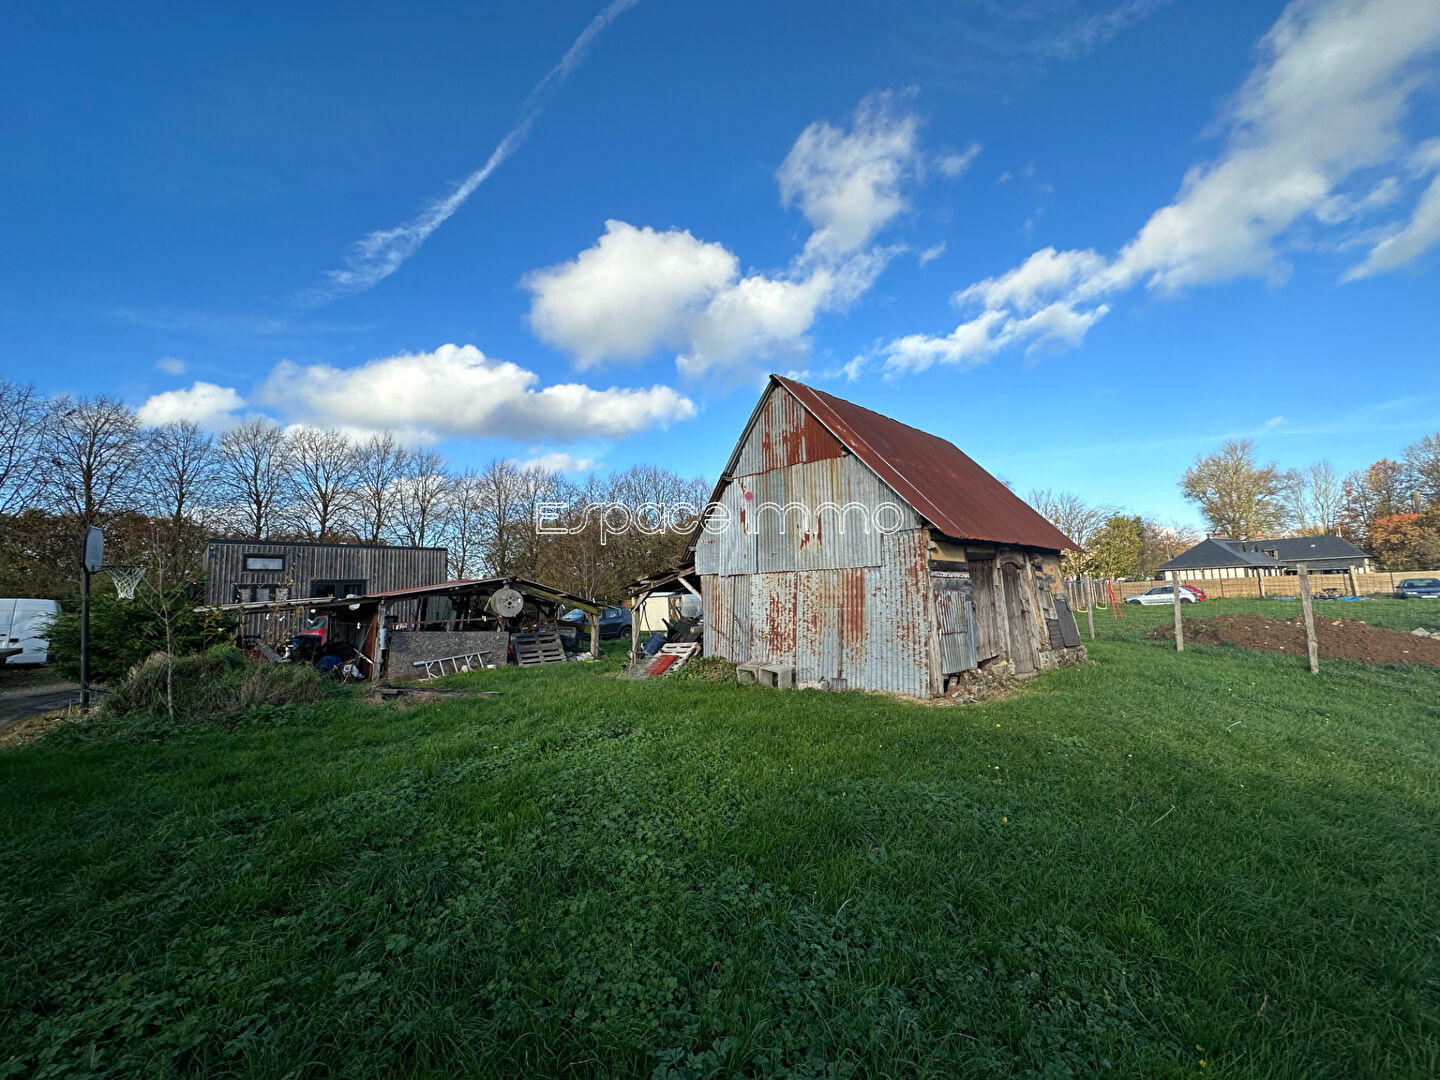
[
  {"xmin": 1178, "ymin": 435, "xmax": 1440, "ymax": 569},
  {"xmin": 0, "ymin": 379, "xmax": 709, "ymax": 603},
  {"xmin": 1030, "ymin": 430, "xmax": 1440, "ymax": 579}
]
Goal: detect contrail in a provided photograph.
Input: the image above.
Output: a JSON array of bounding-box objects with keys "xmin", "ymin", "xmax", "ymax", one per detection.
[{"xmin": 305, "ymin": 0, "xmax": 641, "ymax": 304}]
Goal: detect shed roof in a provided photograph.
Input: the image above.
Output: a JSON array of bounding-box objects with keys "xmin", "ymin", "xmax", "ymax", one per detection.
[
  {"xmin": 769, "ymin": 376, "xmax": 1077, "ymax": 551},
  {"xmin": 317, "ymin": 576, "xmax": 600, "ymax": 612}
]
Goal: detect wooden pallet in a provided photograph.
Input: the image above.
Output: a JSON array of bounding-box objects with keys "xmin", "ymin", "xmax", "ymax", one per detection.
[
  {"xmin": 656, "ymin": 643, "xmax": 700, "ymax": 670},
  {"xmin": 513, "ymin": 630, "xmax": 566, "ymax": 666}
]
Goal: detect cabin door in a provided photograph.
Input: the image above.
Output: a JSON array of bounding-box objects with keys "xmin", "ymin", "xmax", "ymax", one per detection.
[
  {"xmin": 1000, "ymin": 562, "xmax": 1037, "ymax": 675},
  {"xmin": 967, "ymin": 559, "xmax": 1004, "ymax": 661}
]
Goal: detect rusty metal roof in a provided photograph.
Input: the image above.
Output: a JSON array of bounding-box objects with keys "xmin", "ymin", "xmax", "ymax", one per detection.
[
  {"xmin": 772, "ymin": 375, "xmax": 1077, "ymax": 551},
  {"xmin": 316, "ymin": 577, "xmax": 601, "ymax": 611}
]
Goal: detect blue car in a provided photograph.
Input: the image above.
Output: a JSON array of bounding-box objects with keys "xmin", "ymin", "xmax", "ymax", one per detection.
[{"xmin": 1396, "ymin": 577, "xmax": 1440, "ymax": 599}]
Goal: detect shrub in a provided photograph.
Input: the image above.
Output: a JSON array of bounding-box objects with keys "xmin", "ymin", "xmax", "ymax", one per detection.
[
  {"xmin": 48, "ymin": 587, "xmax": 237, "ymax": 683},
  {"xmin": 102, "ymin": 645, "xmax": 325, "ymax": 727}
]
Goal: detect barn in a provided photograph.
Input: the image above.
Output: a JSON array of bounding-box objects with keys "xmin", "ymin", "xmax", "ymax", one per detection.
[{"xmin": 692, "ymin": 376, "xmax": 1086, "ymax": 698}]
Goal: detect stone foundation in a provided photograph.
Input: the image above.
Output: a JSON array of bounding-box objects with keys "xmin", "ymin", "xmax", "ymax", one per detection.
[{"xmin": 385, "ymin": 630, "xmax": 510, "ymax": 679}]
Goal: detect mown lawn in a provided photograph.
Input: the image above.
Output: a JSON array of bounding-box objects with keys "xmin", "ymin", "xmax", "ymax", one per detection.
[{"xmin": 1, "ymin": 602, "xmax": 1438, "ymax": 1079}]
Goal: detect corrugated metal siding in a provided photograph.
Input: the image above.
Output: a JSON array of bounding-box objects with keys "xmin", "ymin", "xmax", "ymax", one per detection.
[
  {"xmin": 734, "ymin": 387, "xmax": 844, "ymax": 477},
  {"xmin": 857, "ymin": 528, "xmax": 932, "ymax": 697},
  {"xmin": 701, "ymin": 573, "xmax": 751, "ymax": 663},
  {"xmin": 933, "ymin": 575, "xmax": 979, "ymax": 674},
  {"xmin": 750, "ymin": 571, "xmax": 797, "ymax": 665},
  {"xmin": 694, "ymin": 454, "xmax": 920, "ymax": 577}
]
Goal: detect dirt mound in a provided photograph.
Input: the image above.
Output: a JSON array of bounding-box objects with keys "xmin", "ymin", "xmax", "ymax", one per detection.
[{"xmin": 1148, "ymin": 614, "xmax": 1440, "ymax": 668}]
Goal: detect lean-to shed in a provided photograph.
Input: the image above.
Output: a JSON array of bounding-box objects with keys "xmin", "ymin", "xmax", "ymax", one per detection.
[{"xmin": 693, "ymin": 375, "xmax": 1086, "ymax": 698}]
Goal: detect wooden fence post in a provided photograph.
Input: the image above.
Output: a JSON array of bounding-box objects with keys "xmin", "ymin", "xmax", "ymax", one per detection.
[
  {"xmin": 1298, "ymin": 567, "xmax": 1320, "ymax": 675},
  {"xmin": 1172, "ymin": 575, "xmax": 1184, "ymax": 652}
]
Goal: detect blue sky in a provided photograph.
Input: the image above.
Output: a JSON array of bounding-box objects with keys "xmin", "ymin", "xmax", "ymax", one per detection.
[{"xmin": 3, "ymin": 0, "xmax": 1439, "ymax": 525}]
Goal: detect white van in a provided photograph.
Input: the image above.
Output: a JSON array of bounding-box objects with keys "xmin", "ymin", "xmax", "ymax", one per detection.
[{"xmin": 0, "ymin": 599, "xmax": 60, "ymax": 665}]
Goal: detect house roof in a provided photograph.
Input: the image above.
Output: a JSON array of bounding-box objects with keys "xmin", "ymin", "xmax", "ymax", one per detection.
[
  {"xmin": 1261, "ymin": 535, "xmax": 1369, "ymax": 562},
  {"xmin": 765, "ymin": 376, "xmax": 1077, "ymax": 551},
  {"xmin": 1158, "ymin": 534, "xmax": 1369, "ymax": 572},
  {"xmin": 1159, "ymin": 539, "xmax": 1281, "ymax": 571}
]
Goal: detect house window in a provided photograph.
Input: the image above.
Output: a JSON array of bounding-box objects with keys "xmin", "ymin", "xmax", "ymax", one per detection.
[
  {"xmin": 243, "ymin": 554, "xmax": 285, "ymax": 572},
  {"xmin": 233, "ymin": 583, "xmax": 284, "ymax": 604},
  {"xmin": 310, "ymin": 580, "xmax": 366, "ymax": 600}
]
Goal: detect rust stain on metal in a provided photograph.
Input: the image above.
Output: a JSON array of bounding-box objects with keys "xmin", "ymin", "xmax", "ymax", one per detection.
[{"xmin": 772, "ymin": 375, "xmax": 1075, "ymax": 552}]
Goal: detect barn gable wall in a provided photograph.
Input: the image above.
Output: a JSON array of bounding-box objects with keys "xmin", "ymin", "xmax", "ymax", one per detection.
[{"xmin": 696, "ymin": 382, "xmax": 1083, "ymax": 698}]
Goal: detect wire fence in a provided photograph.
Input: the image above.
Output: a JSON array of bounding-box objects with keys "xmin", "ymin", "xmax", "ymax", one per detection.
[{"xmin": 1066, "ymin": 570, "xmax": 1440, "ymax": 603}]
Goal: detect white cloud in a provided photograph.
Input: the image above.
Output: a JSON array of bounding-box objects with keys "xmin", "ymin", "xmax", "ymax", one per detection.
[
  {"xmin": 521, "ymin": 451, "xmax": 598, "ymax": 472},
  {"xmin": 256, "ymin": 343, "xmax": 695, "ymax": 442},
  {"xmin": 883, "ymin": 0, "xmax": 1440, "ymax": 374},
  {"xmin": 1345, "ymin": 170, "xmax": 1440, "ymax": 278},
  {"xmin": 154, "ymin": 356, "xmax": 187, "ymax": 376},
  {"xmin": 917, "ymin": 242, "xmax": 946, "ymax": 266},
  {"xmin": 936, "ymin": 142, "xmax": 982, "ymax": 178},
  {"xmin": 525, "ymin": 221, "xmax": 738, "ymax": 367},
  {"xmin": 137, "ymin": 382, "xmax": 245, "ymax": 428},
  {"xmin": 957, "ymin": 246, "xmax": 1108, "ymax": 314},
  {"xmin": 303, "ymin": 0, "xmax": 640, "ymax": 303},
  {"xmin": 777, "ymin": 91, "xmax": 922, "ymax": 259},
  {"xmin": 528, "ymin": 94, "xmax": 952, "ymax": 379}
]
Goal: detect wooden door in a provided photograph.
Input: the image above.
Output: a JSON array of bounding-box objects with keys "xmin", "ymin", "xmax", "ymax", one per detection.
[
  {"xmin": 1001, "ymin": 562, "xmax": 1037, "ymax": 675},
  {"xmin": 967, "ymin": 559, "xmax": 1004, "ymax": 661}
]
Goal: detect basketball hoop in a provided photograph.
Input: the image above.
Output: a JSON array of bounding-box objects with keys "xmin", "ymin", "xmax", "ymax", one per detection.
[{"xmin": 108, "ymin": 566, "xmax": 146, "ymax": 601}]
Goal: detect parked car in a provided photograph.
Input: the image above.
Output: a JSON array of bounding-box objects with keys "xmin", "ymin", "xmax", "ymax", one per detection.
[
  {"xmin": 0, "ymin": 598, "xmax": 60, "ymax": 665},
  {"xmin": 561, "ymin": 605, "xmax": 633, "ymax": 640},
  {"xmin": 1124, "ymin": 584, "xmax": 1202, "ymax": 605},
  {"xmin": 1396, "ymin": 577, "xmax": 1440, "ymax": 599}
]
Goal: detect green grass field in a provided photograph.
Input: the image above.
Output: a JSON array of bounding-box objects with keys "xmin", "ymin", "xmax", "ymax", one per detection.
[{"xmin": 2, "ymin": 599, "xmax": 1438, "ymax": 1078}]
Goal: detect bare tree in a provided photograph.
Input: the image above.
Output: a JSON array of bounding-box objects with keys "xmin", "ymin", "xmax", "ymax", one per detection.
[
  {"xmin": 354, "ymin": 432, "xmax": 407, "ymax": 544},
  {"xmin": 1180, "ymin": 439, "xmax": 1289, "ymax": 539},
  {"xmin": 478, "ymin": 457, "xmax": 523, "ymax": 574},
  {"xmin": 286, "ymin": 427, "xmax": 359, "ymax": 540},
  {"xmin": 216, "ymin": 418, "xmax": 291, "ymax": 539},
  {"xmin": 0, "ymin": 378, "xmax": 47, "ymax": 515},
  {"xmin": 1305, "ymin": 461, "xmax": 1344, "ymax": 534},
  {"xmin": 145, "ymin": 421, "xmax": 216, "ymax": 528},
  {"xmin": 394, "ymin": 448, "xmax": 449, "ymax": 547},
  {"xmin": 1403, "ymin": 432, "xmax": 1440, "ymax": 508},
  {"xmin": 440, "ymin": 469, "xmax": 490, "ymax": 578},
  {"xmin": 144, "ymin": 420, "xmax": 217, "ymax": 579},
  {"xmin": 40, "ymin": 394, "xmax": 145, "ymax": 528}
]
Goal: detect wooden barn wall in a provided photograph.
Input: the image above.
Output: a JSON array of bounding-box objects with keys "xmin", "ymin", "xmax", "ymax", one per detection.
[{"xmin": 205, "ymin": 541, "xmax": 447, "ymax": 642}]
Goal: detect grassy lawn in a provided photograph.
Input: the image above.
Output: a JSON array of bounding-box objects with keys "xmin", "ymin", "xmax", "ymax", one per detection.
[{"xmin": 2, "ymin": 603, "xmax": 1438, "ymax": 1078}]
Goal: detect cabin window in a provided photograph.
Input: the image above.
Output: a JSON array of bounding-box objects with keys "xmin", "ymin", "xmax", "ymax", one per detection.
[
  {"xmin": 233, "ymin": 583, "xmax": 284, "ymax": 603},
  {"xmin": 243, "ymin": 554, "xmax": 285, "ymax": 572},
  {"xmin": 310, "ymin": 579, "xmax": 366, "ymax": 600}
]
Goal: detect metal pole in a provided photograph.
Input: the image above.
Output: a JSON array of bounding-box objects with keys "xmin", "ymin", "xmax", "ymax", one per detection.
[
  {"xmin": 1172, "ymin": 574, "xmax": 1184, "ymax": 652},
  {"xmin": 1298, "ymin": 566, "xmax": 1320, "ymax": 675},
  {"xmin": 1086, "ymin": 579, "xmax": 1096, "ymax": 640},
  {"xmin": 80, "ymin": 566, "xmax": 90, "ymax": 708}
]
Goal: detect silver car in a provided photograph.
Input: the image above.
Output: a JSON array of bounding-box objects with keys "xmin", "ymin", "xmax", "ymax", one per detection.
[{"xmin": 1125, "ymin": 584, "xmax": 1201, "ymax": 605}]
